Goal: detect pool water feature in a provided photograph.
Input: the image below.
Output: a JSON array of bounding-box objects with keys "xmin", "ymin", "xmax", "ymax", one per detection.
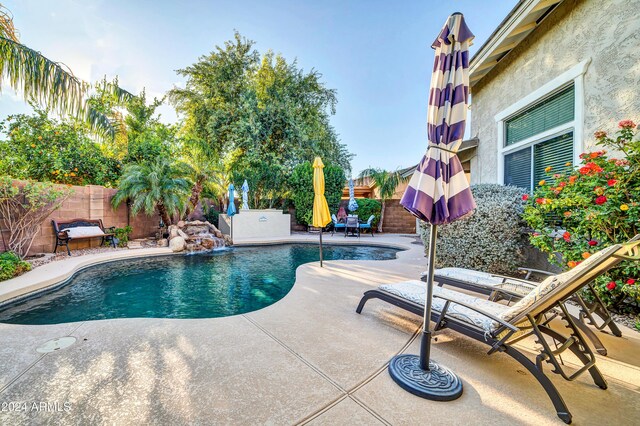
[{"xmin": 0, "ymin": 244, "xmax": 400, "ymax": 325}]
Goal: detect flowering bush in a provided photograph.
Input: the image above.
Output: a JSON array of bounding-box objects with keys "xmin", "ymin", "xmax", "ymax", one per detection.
[{"xmin": 522, "ymin": 120, "xmax": 639, "ymax": 313}]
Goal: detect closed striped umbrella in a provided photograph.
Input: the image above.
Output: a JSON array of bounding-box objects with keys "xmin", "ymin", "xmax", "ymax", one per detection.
[
  {"xmin": 390, "ymin": 12, "xmax": 475, "ymax": 402},
  {"xmin": 400, "ymin": 13, "xmax": 476, "ymax": 223}
]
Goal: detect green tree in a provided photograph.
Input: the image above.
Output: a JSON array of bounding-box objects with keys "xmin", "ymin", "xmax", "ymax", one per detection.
[
  {"xmin": 169, "ymin": 32, "xmax": 352, "ymax": 206},
  {"xmin": 0, "ymin": 107, "xmax": 122, "ymax": 186},
  {"xmin": 0, "ymin": 6, "xmax": 131, "ymax": 139},
  {"xmin": 289, "ymin": 161, "xmax": 345, "ymax": 226},
  {"xmin": 112, "ymin": 160, "xmax": 191, "ymax": 226},
  {"xmin": 181, "ymin": 141, "xmax": 224, "ymax": 218},
  {"xmin": 359, "ymin": 168, "xmax": 406, "ymax": 233}
]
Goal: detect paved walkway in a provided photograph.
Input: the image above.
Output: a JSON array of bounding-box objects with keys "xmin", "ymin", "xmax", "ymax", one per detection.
[{"xmin": 1, "ymin": 234, "xmax": 639, "ymax": 424}]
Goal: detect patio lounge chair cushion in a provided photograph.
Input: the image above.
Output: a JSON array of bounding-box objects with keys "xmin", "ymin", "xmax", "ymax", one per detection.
[
  {"xmin": 434, "ymin": 267, "xmax": 534, "ymax": 295},
  {"xmin": 498, "ymin": 245, "xmax": 618, "ymax": 323},
  {"xmin": 64, "ymin": 226, "xmax": 106, "ymax": 238},
  {"xmin": 379, "ymin": 280, "xmax": 510, "ymax": 332}
]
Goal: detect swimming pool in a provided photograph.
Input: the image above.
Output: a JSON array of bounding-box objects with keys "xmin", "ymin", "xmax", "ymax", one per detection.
[{"xmin": 0, "ymin": 244, "xmax": 400, "ymax": 325}]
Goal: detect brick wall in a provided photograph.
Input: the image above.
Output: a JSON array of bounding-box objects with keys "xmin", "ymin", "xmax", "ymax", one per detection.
[
  {"xmin": 381, "ymin": 199, "xmax": 416, "ymax": 234},
  {"xmin": 0, "ymin": 182, "xmax": 159, "ymax": 256}
]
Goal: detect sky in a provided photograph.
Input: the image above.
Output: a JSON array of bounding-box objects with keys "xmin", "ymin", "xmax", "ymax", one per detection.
[{"xmin": 1, "ymin": 0, "xmax": 516, "ymax": 175}]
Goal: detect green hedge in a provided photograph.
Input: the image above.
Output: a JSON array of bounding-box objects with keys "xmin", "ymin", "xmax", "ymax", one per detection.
[
  {"xmin": 354, "ymin": 198, "xmax": 381, "ymax": 227},
  {"xmin": 290, "ymin": 161, "xmax": 345, "ymax": 226}
]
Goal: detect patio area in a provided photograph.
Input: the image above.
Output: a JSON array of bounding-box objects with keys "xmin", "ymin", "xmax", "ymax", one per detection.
[{"xmin": 1, "ymin": 234, "xmax": 639, "ymax": 425}]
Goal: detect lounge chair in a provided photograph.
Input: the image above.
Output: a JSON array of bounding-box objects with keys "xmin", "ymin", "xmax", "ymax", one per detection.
[
  {"xmin": 432, "ymin": 265, "xmax": 622, "ymax": 356},
  {"xmin": 331, "ymin": 214, "xmax": 346, "ymax": 235},
  {"xmin": 356, "ymin": 239, "xmax": 640, "ymax": 424},
  {"xmin": 345, "ymin": 216, "xmax": 359, "ymax": 238},
  {"xmin": 359, "ymin": 215, "xmax": 375, "ymax": 236}
]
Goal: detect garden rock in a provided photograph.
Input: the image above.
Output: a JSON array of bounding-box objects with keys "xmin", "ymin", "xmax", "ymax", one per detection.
[{"xmin": 169, "ymin": 236, "xmax": 186, "ymax": 252}]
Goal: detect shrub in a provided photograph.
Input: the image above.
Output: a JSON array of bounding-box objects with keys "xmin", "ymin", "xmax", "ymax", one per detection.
[
  {"xmin": 0, "ymin": 251, "xmax": 32, "ymax": 281},
  {"xmin": 354, "ymin": 198, "xmax": 381, "ymax": 227},
  {"xmin": 420, "ymin": 184, "xmax": 529, "ymax": 275},
  {"xmin": 522, "ymin": 120, "xmax": 639, "ymax": 313},
  {"xmin": 289, "ymin": 161, "xmax": 345, "ymax": 226},
  {"xmin": 111, "ymin": 226, "xmax": 133, "ymax": 248},
  {"xmin": 0, "ymin": 176, "xmax": 72, "ymax": 258}
]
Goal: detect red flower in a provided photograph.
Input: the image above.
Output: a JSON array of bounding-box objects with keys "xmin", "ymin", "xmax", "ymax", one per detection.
[
  {"xmin": 627, "ymin": 278, "xmax": 636, "ymax": 285},
  {"xmin": 618, "ymin": 119, "xmax": 636, "ymax": 129},
  {"xmin": 607, "ymin": 179, "xmax": 617, "ymax": 186},
  {"xmin": 595, "ymin": 196, "xmax": 607, "ymax": 205},
  {"xmin": 558, "ymin": 181, "xmax": 567, "ymax": 187},
  {"xmin": 563, "ymin": 231, "xmax": 571, "ymax": 242},
  {"xmin": 535, "ymin": 198, "xmax": 545, "ymax": 205},
  {"xmin": 588, "ymin": 240, "xmax": 598, "ymax": 246},
  {"xmin": 532, "ymin": 232, "xmax": 541, "ymax": 237},
  {"xmin": 606, "ymin": 281, "xmax": 617, "ymax": 290},
  {"xmin": 522, "ymin": 194, "xmax": 529, "ymax": 201},
  {"xmin": 594, "ymin": 130, "xmax": 607, "ymax": 139}
]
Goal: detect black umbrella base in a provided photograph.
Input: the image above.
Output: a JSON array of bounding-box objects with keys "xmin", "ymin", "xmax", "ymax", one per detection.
[{"xmin": 388, "ymin": 354, "xmax": 463, "ymax": 401}]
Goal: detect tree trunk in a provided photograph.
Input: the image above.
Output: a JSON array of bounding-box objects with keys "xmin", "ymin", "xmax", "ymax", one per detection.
[
  {"xmin": 378, "ymin": 200, "xmax": 386, "ymax": 233},
  {"xmin": 184, "ymin": 178, "xmax": 204, "ymax": 219},
  {"xmin": 157, "ymin": 203, "xmax": 172, "ymax": 226}
]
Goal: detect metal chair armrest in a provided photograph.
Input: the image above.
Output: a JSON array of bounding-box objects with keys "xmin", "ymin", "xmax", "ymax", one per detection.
[{"xmin": 518, "ymin": 267, "xmax": 555, "ymax": 278}]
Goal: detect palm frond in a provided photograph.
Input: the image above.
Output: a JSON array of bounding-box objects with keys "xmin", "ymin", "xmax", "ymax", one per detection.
[{"xmin": 0, "ymin": 36, "xmax": 87, "ymax": 118}]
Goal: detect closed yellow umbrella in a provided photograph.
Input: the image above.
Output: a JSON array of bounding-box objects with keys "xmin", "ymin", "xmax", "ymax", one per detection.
[{"xmin": 312, "ymin": 157, "xmax": 331, "ymax": 267}]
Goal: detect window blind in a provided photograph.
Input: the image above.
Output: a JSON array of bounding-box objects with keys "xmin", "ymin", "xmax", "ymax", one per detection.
[
  {"xmin": 533, "ymin": 132, "xmax": 574, "ymax": 185},
  {"xmin": 505, "ymin": 85, "xmax": 575, "ymax": 146},
  {"xmin": 504, "ymin": 148, "xmax": 531, "ymax": 189}
]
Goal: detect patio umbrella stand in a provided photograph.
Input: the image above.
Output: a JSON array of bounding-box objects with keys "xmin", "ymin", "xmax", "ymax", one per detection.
[
  {"xmin": 389, "ymin": 12, "xmax": 476, "ymax": 401},
  {"xmin": 388, "ymin": 224, "xmax": 462, "ymax": 400}
]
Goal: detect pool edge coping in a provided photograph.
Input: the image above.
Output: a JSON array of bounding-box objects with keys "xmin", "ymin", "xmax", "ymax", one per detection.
[{"xmin": 0, "ymin": 235, "xmax": 418, "ymax": 308}]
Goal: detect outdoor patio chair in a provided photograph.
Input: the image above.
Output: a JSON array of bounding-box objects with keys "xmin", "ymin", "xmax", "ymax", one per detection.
[
  {"xmin": 431, "ymin": 265, "xmax": 623, "ymax": 356},
  {"xmin": 359, "ymin": 215, "xmax": 375, "ymax": 236},
  {"xmin": 331, "ymin": 214, "xmax": 346, "ymax": 236},
  {"xmin": 345, "ymin": 216, "xmax": 359, "ymax": 238},
  {"xmin": 356, "ymin": 239, "xmax": 640, "ymax": 424}
]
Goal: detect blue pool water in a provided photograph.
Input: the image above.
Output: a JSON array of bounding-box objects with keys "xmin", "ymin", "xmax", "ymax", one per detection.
[{"xmin": 0, "ymin": 244, "xmax": 400, "ymax": 325}]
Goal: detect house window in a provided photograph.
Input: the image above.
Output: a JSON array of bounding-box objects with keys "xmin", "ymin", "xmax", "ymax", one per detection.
[{"xmin": 502, "ymin": 84, "xmax": 576, "ymax": 191}]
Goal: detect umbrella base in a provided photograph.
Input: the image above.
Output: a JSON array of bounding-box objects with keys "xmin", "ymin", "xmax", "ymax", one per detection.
[{"xmin": 388, "ymin": 354, "xmax": 463, "ymax": 401}]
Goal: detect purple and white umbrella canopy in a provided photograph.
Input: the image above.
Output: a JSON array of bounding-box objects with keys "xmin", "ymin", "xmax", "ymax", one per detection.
[
  {"xmin": 389, "ymin": 13, "xmax": 475, "ymax": 401},
  {"xmin": 400, "ymin": 13, "xmax": 476, "ymax": 224}
]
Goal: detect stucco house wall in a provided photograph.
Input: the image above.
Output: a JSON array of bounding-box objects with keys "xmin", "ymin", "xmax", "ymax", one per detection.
[{"xmin": 470, "ymin": 0, "xmax": 640, "ymax": 184}]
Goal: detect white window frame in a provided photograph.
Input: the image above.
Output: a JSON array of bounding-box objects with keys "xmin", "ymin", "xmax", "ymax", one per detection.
[{"xmin": 495, "ymin": 59, "xmax": 591, "ymax": 187}]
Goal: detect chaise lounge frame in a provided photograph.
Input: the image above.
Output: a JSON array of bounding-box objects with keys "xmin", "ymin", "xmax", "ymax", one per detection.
[
  {"xmin": 356, "ymin": 239, "xmax": 640, "ymax": 424},
  {"xmin": 433, "ymin": 266, "xmax": 623, "ymax": 356}
]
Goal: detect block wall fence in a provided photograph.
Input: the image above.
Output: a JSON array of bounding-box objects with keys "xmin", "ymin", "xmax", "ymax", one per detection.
[{"xmin": 0, "ymin": 183, "xmax": 159, "ymax": 256}]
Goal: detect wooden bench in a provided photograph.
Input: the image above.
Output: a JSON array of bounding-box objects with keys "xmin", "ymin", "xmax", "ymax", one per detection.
[{"xmin": 52, "ymin": 218, "xmax": 116, "ymax": 256}]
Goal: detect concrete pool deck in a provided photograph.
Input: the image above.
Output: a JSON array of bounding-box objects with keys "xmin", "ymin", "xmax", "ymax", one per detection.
[{"xmin": 1, "ymin": 233, "xmax": 639, "ymax": 424}]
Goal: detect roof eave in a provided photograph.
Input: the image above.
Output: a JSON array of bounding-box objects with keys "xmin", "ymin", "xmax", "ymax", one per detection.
[{"xmin": 469, "ymin": 0, "xmax": 564, "ymax": 87}]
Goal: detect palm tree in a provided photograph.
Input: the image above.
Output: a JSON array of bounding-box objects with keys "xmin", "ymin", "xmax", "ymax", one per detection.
[
  {"xmin": 0, "ymin": 5, "xmax": 132, "ymax": 139},
  {"xmin": 180, "ymin": 142, "xmax": 224, "ymax": 219},
  {"xmin": 112, "ymin": 160, "xmax": 191, "ymax": 226},
  {"xmin": 359, "ymin": 168, "xmax": 406, "ymax": 233}
]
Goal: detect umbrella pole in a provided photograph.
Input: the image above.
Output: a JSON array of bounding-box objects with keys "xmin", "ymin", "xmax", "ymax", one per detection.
[
  {"xmin": 420, "ymin": 224, "xmax": 437, "ymax": 369},
  {"xmin": 387, "ymin": 222, "xmax": 462, "ymax": 401},
  {"xmin": 319, "ymin": 228, "xmax": 324, "ymax": 267},
  {"xmin": 230, "ymin": 216, "xmax": 233, "ymax": 243}
]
